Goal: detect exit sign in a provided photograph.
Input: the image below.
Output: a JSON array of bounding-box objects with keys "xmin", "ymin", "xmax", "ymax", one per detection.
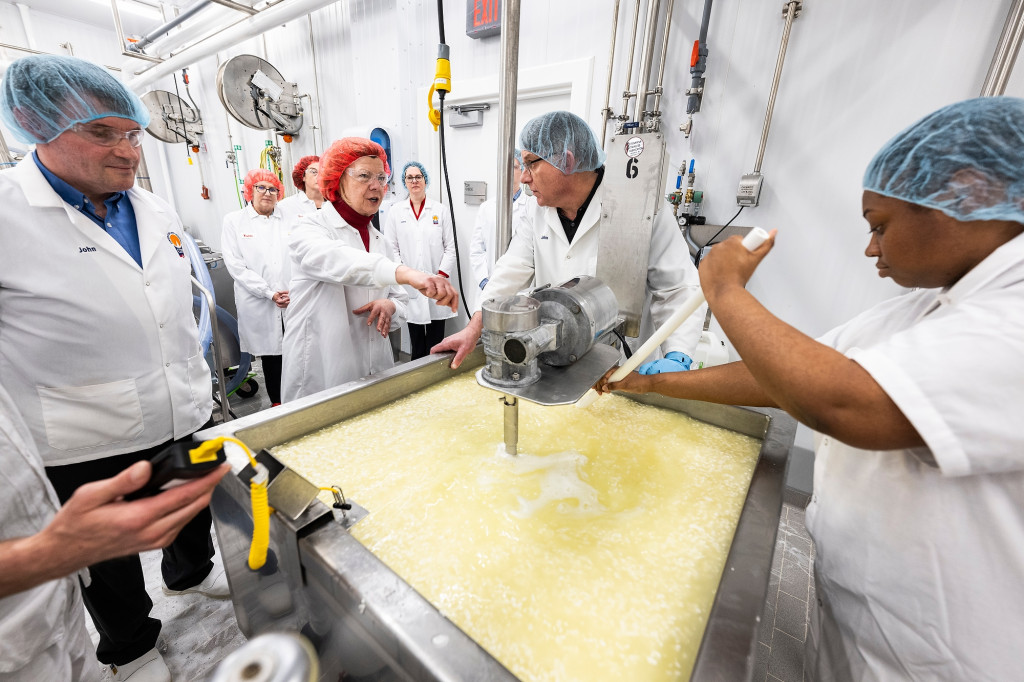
[{"xmin": 466, "ymin": 0, "xmax": 500, "ymax": 39}]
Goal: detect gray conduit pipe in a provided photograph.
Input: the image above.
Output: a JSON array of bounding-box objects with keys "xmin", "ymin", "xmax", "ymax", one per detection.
[{"xmin": 686, "ymin": 0, "xmax": 713, "ymax": 114}]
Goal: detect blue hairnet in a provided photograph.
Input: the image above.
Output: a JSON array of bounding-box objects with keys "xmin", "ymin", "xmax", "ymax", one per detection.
[
  {"xmin": 863, "ymin": 96, "xmax": 1024, "ymax": 224},
  {"xmin": 517, "ymin": 111, "xmax": 606, "ymax": 174},
  {"xmin": 0, "ymin": 55, "xmax": 149, "ymax": 145},
  {"xmin": 401, "ymin": 161, "xmax": 429, "ymax": 190}
]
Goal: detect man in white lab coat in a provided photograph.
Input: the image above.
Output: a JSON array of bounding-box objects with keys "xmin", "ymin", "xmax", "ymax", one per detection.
[
  {"xmin": 382, "ymin": 161, "xmax": 457, "ymax": 359},
  {"xmin": 434, "ymin": 111, "xmax": 704, "ymax": 372},
  {"xmin": 221, "ymin": 169, "xmax": 291, "ymax": 405},
  {"xmin": 0, "ymin": 384, "xmax": 228, "ymax": 682},
  {"xmin": 0, "ymin": 55, "xmax": 225, "ymax": 682},
  {"xmin": 469, "ymin": 157, "xmax": 528, "ymax": 305}
]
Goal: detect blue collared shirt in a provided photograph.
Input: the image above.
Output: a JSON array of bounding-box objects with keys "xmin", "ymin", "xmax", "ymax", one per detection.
[{"xmin": 33, "ymin": 152, "xmax": 142, "ymax": 267}]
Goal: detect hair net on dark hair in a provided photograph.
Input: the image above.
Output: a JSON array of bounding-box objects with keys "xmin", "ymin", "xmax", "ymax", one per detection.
[
  {"xmin": 516, "ymin": 111, "xmax": 606, "ymax": 174},
  {"xmin": 319, "ymin": 138, "xmax": 390, "ymax": 203},
  {"xmin": 401, "ymin": 161, "xmax": 429, "ymax": 191},
  {"xmin": 0, "ymin": 55, "xmax": 150, "ymax": 144},
  {"xmin": 291, "ymin": 155, "xmax": 320, "ymax": 191},
  {"xmin": 242, "ymin": 169, "xmax": 284, "ymax": 203},
  {"xmin": 863, "ymin": 96, "xmax": 1024, "ymax": 224}
]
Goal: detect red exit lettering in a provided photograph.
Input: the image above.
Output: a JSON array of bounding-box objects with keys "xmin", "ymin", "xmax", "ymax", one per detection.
[{"xmin": 474, "ymin": 0, "xmax": 499, "ymax": 27}]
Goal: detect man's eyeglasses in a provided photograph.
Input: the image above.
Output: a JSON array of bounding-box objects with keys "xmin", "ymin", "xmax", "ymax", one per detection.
[
  {"xmin": 346, "ymin": 168, "xmax": 389, "ymax": 187},
  {"xmin": 254, "ymin": 185, "xmax": 280, "ymax": 195},
  {"xmin": 520, "ymin": 157, "xmax": 547, "ymax": 175},
  {"xmin": 71, "ymin": 123, "xmax": 145, "ymax": 148}
]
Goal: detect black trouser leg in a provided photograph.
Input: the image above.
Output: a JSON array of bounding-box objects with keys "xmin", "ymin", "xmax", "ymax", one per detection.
[
  {"xmin": 425, "ymin": 319, "xmax": 447, "ymax": 350},
  {"xmin": 408, "ymin": 323, "xmax": 428, "ymax": 360},
  {"xmin": 45, "ymin": 423, "xmax": 215, "ymax": 665},
  {"xmin": 260, "ymin": 354, "xmax": 283, "ymax": 404}
]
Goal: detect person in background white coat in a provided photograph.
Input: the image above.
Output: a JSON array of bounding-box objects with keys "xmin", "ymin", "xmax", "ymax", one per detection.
[
  {"xmin": 382, "ymin": 161, "xmax": 457, "ymax": 359},
  {"xmin": 0, "ymin": 55, "xmax": 226, "ymax": 682},
  {"xmin": 276, "ymin": 155, "xmax": 322, "ymax": 221},
  {"xmin": 598, "ymin": 97, "xmax": 1024, "ymax": 681},
  {"xmin": 221, "ymin": 169, "xmax": 290, "ymax": 406},
  {"xmin": 469, "ymin": 157, "xmax": 527, "ymax": 300},
  {"xmin": 434, "ymin": 111, "xmax": 704, "ymax": 373},
  {"xmin": 281, "ymin": 138, "xmax": 459, "ymax": 402},
  {"xmin": 0, "ymin": 384, "xmax": 228, "ymax": 682}
]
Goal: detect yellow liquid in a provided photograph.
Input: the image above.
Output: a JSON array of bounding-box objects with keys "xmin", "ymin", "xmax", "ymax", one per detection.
[{"xmin": 273, "ymin": 373, "xmax": 760, "ymax": 681}]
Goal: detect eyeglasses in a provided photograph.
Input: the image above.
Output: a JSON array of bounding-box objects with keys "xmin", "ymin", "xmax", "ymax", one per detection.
[
  {"xmin": 520, "ymin": 157, "xmax": 547, "ymax": 176},
  {"xmin": 305, "ymin": 167, "xmax": 319, "ymax": 175},
  {"xmin": 254, "ymin": 185, "xmax": 280, "ymax": 195},
  {"xmin": 405, "ymin": 174, "xmax": 424, "ymax": 182},
  {"xmin": 71, "ymin": 123, "xmax": 145, "ymax": 148},
  {"xmin": 346, "ymin": 168, "xmax": 389, "ymax": 187}
]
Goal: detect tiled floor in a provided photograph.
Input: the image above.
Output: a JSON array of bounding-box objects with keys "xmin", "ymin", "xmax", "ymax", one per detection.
[{"xmin": 753, "ymin": 503, "xmax": 815, "ymax": 682}]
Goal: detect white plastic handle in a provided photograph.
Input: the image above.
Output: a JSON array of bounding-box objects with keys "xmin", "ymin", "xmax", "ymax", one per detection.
[{"xmin": 576, "ymin": 226, "xmax": 771, "ymax": 408}]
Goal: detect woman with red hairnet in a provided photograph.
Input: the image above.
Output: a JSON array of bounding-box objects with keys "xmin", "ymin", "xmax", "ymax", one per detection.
[
  {"xmin": 221, "ymin": 169, "xmax": 291, "ymax": 405},
  {"xmin": 281, "ymin": 138, "xmax": 458, "ymax": 402},
  {"xmin": 277, "ymin": 155, "xmax": 322, "ymax": 222}
]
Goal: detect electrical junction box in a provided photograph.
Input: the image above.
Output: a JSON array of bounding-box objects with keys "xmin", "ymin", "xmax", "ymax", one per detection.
[
  {"xmin": 464, "ymin": 180, "xmax": 487, "ymax": 205},
  {"xmin": 736, "ymin": 173, "xmax": 764, "ymax": 207}
]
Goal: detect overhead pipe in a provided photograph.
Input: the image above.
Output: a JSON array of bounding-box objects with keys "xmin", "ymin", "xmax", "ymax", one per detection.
[
  {"xmin": 599, "ymin": 0, "xmax": 621, "ymax": 142},
  {"xmin": 686, "ymin": 0, "xmax": 714, "ymax": 114},
  {"xmin": 494, "ymin": 0, "xmax": 522, "ymax": 261},
  {"xmin": 130, "ymin": 0, "xmax": 211, "ymax": 52},
  {"xmin": 753, "ymin": 1, "xmax": 801, "ymax": 174},
  {"xmin": 15, "ymin": 3, "xmax": 37, "ymax": 50},
  {"xmin": 633, "ymin": 0, "xmax": 662, "ymax": 126},
  {"xmin": 650, "ymin": 0, "xmax": 676, "ymax": 121},
  {"xmin": 0, "ymin": 40, "xmax": 122, "ymax": 71},
  {"xmin": 980, "ymin": 0, "xmax": 1024, "ymax": 96},
  {"xmin": 124, "ymin": 0, "xmax": 336, "ymax": 91},
  {"xmin": 111, "ymin": 0, "xmax": 164, "ymax": 64}
]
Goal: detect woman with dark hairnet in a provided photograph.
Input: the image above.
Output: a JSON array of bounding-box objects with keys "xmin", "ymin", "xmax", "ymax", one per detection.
[
  {"xmin": 281, "ymin": 138, "xmax": 458, "ymax": 402},
  {"xmin": 598, "ymin": 97, "xmax": 1024, "ymax": 680},
  {"xmin": 382, "ymin": 161, "xmax": 457, "ymax": 359}
]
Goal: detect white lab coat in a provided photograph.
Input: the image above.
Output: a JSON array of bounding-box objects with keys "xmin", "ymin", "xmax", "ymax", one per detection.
[
  {"xmin": 0, "ymin": 158, "xmax": 212, "ymax": 466},
  {"xmin": 469, "ymin": 191, "xmax": 528, "ymax": 292},
  {"xmin": 281, "ymin": 201, "xmax": 410, "ymax": 402},
  {"xmin": 477, "ymin": 184, "xmax": 704, "ymax": 357},
  {"xmin": 805, "ymin": 231, "xmax": 1024, "ymax": 681},
  {"xmin": 381, "ymin": 197, "xmax": 456, "ymax": 324},
  {"xmin": 220, "ymin": 205, "xmax": 291, "ymax": 355},
  {"xmin": 0, "ymin": 385, "xmax": 101, "ymax": 682},
  {"xmin": 276, "ymin": 191, "xmax": 320, "ymax": 224}
]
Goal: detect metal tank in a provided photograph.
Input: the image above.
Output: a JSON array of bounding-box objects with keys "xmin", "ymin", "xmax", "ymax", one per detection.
[{"xmin": 198, "ymin": 349, "xmax": 795, "ymax": 681}]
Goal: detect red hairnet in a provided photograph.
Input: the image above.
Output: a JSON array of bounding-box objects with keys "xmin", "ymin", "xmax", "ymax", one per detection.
[
  {"xmin": 242, "ymin": 169, "xmax": 283, "ymax": 203},
  {"xmin": 291, "ymin": 155, "xmax": 319, "ymax": 191},
  {"xmin": 319, "ymin": 138, "xmax": 390, "ymax": 203}
]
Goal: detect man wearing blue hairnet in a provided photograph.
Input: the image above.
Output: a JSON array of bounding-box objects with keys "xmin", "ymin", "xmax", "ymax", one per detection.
[
  {"xmin": 433, "ymin": 110, "xmax": 704, "ymax": 370},
  {"xmin": 598, "ymin": 96, "xmax": 1024, "ymax": 679},
  {"xmin": 0, "ymin": 55, "xmax": 224, "ymax": 682}
]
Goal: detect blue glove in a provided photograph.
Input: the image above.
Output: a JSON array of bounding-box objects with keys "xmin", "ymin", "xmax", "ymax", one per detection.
[
  {"xmin": 479, "ymin": 278, "xmax": 489, "ymax": 290},
  {"xmin": 637, "ymin": 351, "xmax": 693, "ymax": 375}
]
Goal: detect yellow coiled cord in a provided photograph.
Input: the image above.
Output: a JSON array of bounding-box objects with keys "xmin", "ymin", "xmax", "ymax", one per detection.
[{"xmin": 191, "ymin": 436, "xmax": 270, "ymax": 571}]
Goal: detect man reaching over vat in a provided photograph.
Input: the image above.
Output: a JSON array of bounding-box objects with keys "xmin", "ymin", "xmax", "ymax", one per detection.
[
  {"xmin": 597, "ymin": 96, "xmax": 1024, "ymax": 681},
  {"xmin": 432, "ymin": 111, "xmax": 704, "ymax": 374}
]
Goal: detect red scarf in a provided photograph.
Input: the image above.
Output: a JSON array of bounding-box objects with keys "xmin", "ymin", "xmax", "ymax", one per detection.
[
  {"xmin": 332, "ymin": 197, "xmax": 373, "ymax": 251},
  {"xmin": 410, "ymin": 197, "xmax": 426, "ymax": 220}
]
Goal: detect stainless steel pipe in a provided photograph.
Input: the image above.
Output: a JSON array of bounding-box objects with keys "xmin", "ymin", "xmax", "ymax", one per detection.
[
  {"xmin": 650, "ymin": 0, "xmax": 676, "ymax": 119},
  {"xmin": 620, "ymin": 0, "xmax": 643, "ymax": 119},
  {"xmin": 754, "ymin": 1, "xmax": 801, "ymax": 174},
  {"xmin": 494, "ymin": 0, "xmax": 522, "ymax": 261},
  {"xmin": 633, "ymin": 0, "xmax": 662, "ymax": 125},
  {"xmin": 600, "ymin": 0, "xmax": 622, "ymax": 142},
  {"xmin": 980, "ymin": 0, "xmax": 1024, "ymax": 96}
]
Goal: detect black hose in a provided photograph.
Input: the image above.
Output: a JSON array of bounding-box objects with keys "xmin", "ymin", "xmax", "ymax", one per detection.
[
  {"xmin": 436, "ymin": 0, "xmax": 446, "ymax": 43},
  {"xmin": 614, "ymin": 329, "xmax": 633, "ymax": 359},
  {"xmin": 694, "ymin": 206, "xmax": 744, "ymax": 268},
  {"xmin": 437, "ymin": 99, "xmax": 468, "ymax": 302}
]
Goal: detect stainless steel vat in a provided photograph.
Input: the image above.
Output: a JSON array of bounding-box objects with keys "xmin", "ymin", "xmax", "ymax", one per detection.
[{"xmin": 198, "ymin": 348, "xmax": 795, "ymax": 681}]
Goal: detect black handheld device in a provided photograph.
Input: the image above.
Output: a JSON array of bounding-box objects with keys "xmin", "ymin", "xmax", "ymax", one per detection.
[{"xmin": 124, "ymin": 441, "xmax": 226, "ymax": 501}]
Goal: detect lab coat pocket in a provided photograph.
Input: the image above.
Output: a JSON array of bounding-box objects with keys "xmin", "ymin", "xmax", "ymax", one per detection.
[{"xmin": 37, "ymin": 379, "xmax": 145, "ymax": 451}]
